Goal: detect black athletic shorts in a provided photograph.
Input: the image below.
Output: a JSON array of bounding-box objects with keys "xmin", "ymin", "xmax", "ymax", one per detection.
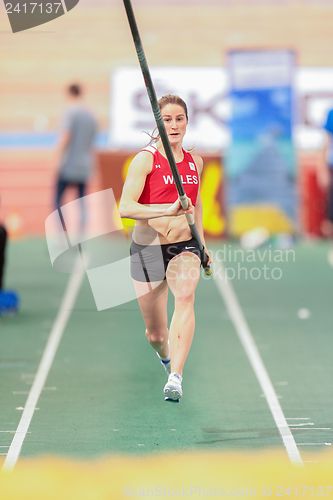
[{"xmin": 130, "ymin": 237, "xmax": 201, "ymax": 282}]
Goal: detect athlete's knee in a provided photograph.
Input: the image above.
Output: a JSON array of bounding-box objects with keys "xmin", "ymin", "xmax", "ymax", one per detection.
[{"xmin": 145, "ymin": 327, "xmax": 167, "ymax": 344}]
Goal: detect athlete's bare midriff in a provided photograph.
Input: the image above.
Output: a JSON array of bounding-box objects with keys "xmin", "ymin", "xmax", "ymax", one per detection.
[{"xmin": 132, "ymin": 203, "xmax": 193, "ymax": 245}]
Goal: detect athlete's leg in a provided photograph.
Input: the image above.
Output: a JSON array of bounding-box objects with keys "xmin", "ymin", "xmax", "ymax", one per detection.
[
  {"xmin": 166, "ymin": 252, "xmax": 201, "ymax": 375},
  {"xmin": 133, "ymin": 279, "xmax": 169, "ymax": 359}
]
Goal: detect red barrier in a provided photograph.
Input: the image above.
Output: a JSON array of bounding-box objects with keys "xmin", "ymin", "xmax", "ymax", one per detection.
[{"xmin": 299, "ymin": 156, "xmax": 327, "ymax": 237}]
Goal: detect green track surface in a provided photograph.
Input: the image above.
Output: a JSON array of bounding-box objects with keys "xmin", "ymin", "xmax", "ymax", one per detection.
[{"xmin": 1, "ymin": 238, "xmax": 332, "ymax": 460}]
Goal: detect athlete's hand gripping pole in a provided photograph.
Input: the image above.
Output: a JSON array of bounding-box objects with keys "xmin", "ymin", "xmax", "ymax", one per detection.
[{"xmin": 123, "ymin": 0, "xmax": 212, "ymax": 276}]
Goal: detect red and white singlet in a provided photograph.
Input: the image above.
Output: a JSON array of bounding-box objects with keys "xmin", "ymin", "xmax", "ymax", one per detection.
[{"xmin": 138, "ymin": 145, "xmax": 199, "ymax": 206}]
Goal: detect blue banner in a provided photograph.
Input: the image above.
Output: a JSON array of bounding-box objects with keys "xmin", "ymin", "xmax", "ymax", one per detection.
[{"xmin": 226, "ymin": 50, "xmax": 297, "ymax": 236}]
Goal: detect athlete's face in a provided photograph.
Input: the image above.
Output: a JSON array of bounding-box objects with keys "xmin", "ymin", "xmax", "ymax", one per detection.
[{"xmin": 161, "ymin": 103, "xmax": 187, "ymax": 146}]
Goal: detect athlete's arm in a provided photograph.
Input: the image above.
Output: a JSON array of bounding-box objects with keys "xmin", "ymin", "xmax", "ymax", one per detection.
[
  {"xmin": 194, "ymin": 192, "xmax": 205, "ymax": 245},
  {"xmin": 119, "ymin": 151, "xmax": 193, "ymax": 220},
  {"xmin": 192, "ymin": 155, "xmax": 205, "ymax": 243},
  {"xmin": 193, "ymin": 155, "xmax": 212, "ymax": 264}
]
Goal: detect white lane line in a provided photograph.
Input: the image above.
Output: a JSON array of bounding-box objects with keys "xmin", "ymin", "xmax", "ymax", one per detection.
[
  {"xmin": 286, "ymin": 418, "xmax": 310, "ymax": 421},
  {"xmin": 289, "ymin": 423, "xmax": 314, "ymax": 427},
  {"xmin": 213, "ymin": 261, "xmax": 303, "ymax": 466},
  {"xmin": 2, "ymin": 258, "xmax": 84, "ymax": 472}
]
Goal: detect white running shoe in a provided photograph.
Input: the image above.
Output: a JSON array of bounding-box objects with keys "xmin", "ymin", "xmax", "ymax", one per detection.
[{"xmin": 163, "ymin": 372, "xmax": 183, "ymax": 401}]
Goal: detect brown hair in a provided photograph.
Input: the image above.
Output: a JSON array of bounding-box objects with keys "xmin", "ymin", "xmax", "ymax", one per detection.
[
  {"xmin": 158, "ymin": 94, "xmax": 188, "ymax": 121},
  {"xmin": 146, "ymin": 94, "xmax": 188, "ymax": 145}
]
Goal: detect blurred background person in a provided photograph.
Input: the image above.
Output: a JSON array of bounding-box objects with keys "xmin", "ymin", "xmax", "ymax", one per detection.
[
  {"xmin": 54, "ymin": 83, "xmax": 98, "ymax": 234},
  {"xmin": 0, "ymin": 198, "xmax": 19, "ymax": 315},
  {"xmin": 319, "ymin": 106, "xmax": 333, "ymax": 235},
  {"xmin": 318, "ymin": 105, "xmax": 333, "ymax": 264},
  {"xmin": 0, "ymin": 214, "xmax": 7, "ymax": 292}
]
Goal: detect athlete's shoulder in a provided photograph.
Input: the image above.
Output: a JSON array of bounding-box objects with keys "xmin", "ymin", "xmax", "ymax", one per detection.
[
  {"xmin": 130, "ymin": 149, "xmax": 155, "ymax": 175},
  {"xmin": 141, "ymin": 144, "xmax": 158, "ymax": 156}
]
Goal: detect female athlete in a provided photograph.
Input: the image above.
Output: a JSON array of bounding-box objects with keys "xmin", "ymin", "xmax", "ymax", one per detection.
[{"xmin": 119, "ymin": 94, "xmax": 211, "ymax": 401}]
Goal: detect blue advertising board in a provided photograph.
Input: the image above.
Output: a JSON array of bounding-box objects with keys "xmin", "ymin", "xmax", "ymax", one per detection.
[{"xmin": 226, "ymin": 50, "xmax": 297, "ymax": 236}]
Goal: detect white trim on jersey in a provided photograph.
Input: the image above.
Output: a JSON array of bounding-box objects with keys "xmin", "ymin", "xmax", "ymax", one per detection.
[{"xmin": 142, "ymin": 145, "xmax": 157, "ymax": 154}]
